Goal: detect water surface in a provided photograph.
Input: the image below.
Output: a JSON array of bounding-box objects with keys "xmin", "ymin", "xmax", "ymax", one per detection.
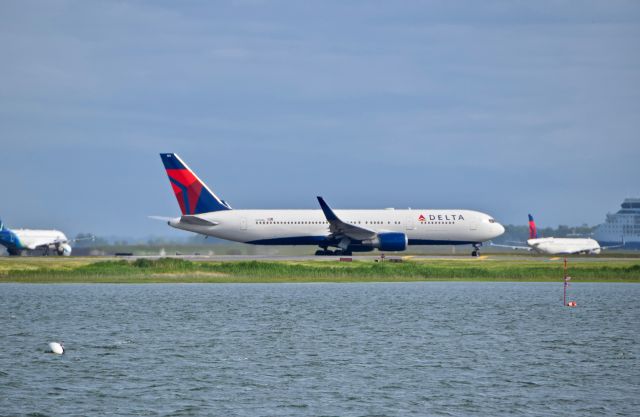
[{"xmin": 1, "ymin": 282, "xmax": 638, "ymax": 416}]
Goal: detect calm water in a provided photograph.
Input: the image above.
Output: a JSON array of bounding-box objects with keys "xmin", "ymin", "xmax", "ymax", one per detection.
[{"xmin": 1, "ymin": 282, "xmax": 638, "ymax": 417}]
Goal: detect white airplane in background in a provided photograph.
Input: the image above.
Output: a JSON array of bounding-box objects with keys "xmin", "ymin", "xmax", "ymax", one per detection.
[
  {"xmin": 491, "ymin": 214, "xmax": 624, "ymax": 255},
  {"xmin": 0, "ymin": 219, "xmax": 75, "ymax": 256},
  {"xmin": 154, "ymin": 153, "xmax": 505, "ymax": 256}
]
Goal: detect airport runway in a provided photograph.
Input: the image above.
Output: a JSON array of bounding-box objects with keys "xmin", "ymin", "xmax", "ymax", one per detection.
[
  {"xmin": 1, "ymin": 253, "xmax": 638, "ymax": 263},
  {"xmin": 95, "ymin": 254, "xmax": 640, "ymax": 263}
]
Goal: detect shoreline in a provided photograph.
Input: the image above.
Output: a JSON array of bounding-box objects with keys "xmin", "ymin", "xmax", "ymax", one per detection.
[{"xmin": 2, "ymin": 278, "xmax": 639, "ymax": 284}]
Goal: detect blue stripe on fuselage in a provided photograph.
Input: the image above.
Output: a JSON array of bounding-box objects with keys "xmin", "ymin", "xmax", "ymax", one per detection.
[
  {"xmin": 408, "ymin": 239, "xmax": 479, "ymax": 246},
  {"xmin": 246, "ymin": 236, "xmax": 331, "ymax": 246},
  {"xmin": 245, "ymin": 236, "xmax": 480, "ymax": 246}
]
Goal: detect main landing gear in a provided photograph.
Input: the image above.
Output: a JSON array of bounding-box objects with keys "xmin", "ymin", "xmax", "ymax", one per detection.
[
  {"xmin": 315, "ymin": 248, "xmax": 352, "ymax": 256},
  {"xmin": 471, "ymin": 243, "xmax": 481, "ymax": 257}
]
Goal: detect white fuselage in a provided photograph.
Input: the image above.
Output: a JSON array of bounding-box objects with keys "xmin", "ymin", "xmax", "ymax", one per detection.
[
  {"xmin": 10, "ymin": 229, "xmax": 67, "ymax": 250},
  {"xmin": 0, "ymin": 228, "xmax": 70, "ymax": 256},
  {"xmin": 527, "ymin": 237, "xmax": 601, "ymax": 255},
  {"xmin": 169, "ymin": 208, "xmax": 504, "ymax": 247}
]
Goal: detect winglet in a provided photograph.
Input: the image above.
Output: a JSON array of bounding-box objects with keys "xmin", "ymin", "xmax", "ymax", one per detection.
[{"xmin": 317, "ymin": 196, "xmax": 339, "ymax": 222}]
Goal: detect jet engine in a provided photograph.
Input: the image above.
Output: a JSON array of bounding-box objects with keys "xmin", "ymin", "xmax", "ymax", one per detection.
[
  {"xmin": 57, "ymin": 243, "xmax": 72, "ymax": 256},
  {"xmin": 362, "ymin": 232, "xmax": 408, "ymax": 252}
]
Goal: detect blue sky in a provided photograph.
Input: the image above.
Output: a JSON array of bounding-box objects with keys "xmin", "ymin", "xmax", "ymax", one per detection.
[{"xmin": 1, "ymin": 0, "xmax": 639, "ymax": 238}]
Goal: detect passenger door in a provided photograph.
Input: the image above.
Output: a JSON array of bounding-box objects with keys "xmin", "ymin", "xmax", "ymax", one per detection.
[{"xmin": 405, "ymin": 216, "xmax": 416, "ymax": 231}]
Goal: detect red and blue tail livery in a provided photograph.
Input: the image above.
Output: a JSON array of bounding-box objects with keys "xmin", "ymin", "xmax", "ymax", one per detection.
[
  {"xmin": 160, "ymin": 153, "xmax": 231, "ymax": 215},
  {"xmin": 528, "ymin": 214, "xmax": 537, "ymax": 239}
]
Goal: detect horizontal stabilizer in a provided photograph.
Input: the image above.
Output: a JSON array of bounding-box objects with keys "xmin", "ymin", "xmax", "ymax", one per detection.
[
  {"xmin": 148, "ymin": 216, "xmax": 177, "ymax": 222},
  {"xmin": 149, "ymin": 215, "xmax": 218, "ymax": 228},
  {"xmin": 179, "ymin": 215, "xmax": 219, "ymax": 226}
]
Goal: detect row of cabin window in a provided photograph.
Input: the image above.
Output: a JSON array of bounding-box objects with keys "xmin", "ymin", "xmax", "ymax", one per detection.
[
  {"xmin": 255, "ymin": 221, "xmax": 402, "ymax": 225},
  {"xmin": 256, "ymin": 221, "xmax": 328, "ymax": 225},
  {"xmin": 254, "ymin": 221, "xmax": 456, "ymax": 226}
]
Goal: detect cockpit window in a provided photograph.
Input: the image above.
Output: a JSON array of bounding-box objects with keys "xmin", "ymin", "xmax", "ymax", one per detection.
[{"xmin": 488, "ymin": 219, "xmax": 496, "ymax": 223}]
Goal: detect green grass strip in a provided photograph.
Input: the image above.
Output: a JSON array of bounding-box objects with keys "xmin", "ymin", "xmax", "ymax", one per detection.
[{"xmin": 1, "ymin": 257, "xmax": 639, "ymax": 283}]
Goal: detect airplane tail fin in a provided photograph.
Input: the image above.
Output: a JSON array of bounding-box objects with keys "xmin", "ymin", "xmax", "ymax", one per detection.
[
  {"xmin": 160, "ymin": 153, "xmax": 231, "ymax": 215},
  {"xmin": 528, "ymin": 214, "xmax": 537, "ymax": 239},
  {"xmin": 0, "ymin": 219, "xmax": 3, "ymax": 231}
]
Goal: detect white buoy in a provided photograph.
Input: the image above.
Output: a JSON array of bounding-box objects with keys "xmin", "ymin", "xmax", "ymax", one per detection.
[{"xmin": 48, "ymin": 342, "xmax": 64, "ymax": 355}]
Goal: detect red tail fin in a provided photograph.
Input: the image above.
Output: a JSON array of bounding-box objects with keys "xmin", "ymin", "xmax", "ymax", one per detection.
[
  {"xmin": 160, "ymin": 153, "xmax": 231, "ymax": 215},
  {"xmin": 528, "ymin": 214, "xmax": 537, "ymax": 239}
]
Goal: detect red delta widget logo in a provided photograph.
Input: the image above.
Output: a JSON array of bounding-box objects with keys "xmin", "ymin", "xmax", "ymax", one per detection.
[{"xmin": 418, "ymin": 213, "xmax": 465, "ymax": 221}]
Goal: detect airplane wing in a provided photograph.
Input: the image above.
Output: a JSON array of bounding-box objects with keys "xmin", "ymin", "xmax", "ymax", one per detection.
[
  {"xmin": 489, "ymin": 241, "xmax": 531, "ymax": 251},
  {"xmin": 317, "ymin": 196, "xmax": 376, "ymax": 241},
  {"xmin": 27, "ymin": 238, "xmax": 65, "ymax": 250},
  {"xmin": 70, "ymin": 234, "xmax": 95, "ymax": 243},
  {"xmin": 601, "ymin": 235, "xmax": 625, "ymax": 250},
  {"xmin": 44, "ymin": 235, "xmax": 94, "ymax": 246}
]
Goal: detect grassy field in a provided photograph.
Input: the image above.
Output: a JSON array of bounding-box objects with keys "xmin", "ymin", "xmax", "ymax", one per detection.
[{"xmin": 1, "ymin": 257, "xmax": 639, "ymax": 283}]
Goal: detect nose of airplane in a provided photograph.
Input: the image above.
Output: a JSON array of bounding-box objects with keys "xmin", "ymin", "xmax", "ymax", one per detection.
[{"xmin": 494, "ymin": 222, "xmax": 505, "ymax": 237}]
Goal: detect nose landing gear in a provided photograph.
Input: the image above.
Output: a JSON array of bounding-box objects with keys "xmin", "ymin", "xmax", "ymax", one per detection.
[{"xmin": 471, "ymin": 243, "xmax": 481, "ymax": 257}]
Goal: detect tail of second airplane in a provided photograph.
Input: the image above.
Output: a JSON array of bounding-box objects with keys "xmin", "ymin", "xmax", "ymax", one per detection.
[
  {"xmin": 160, "ymin": 153, "xmax": 231, "ymax": 215},
  {"xmin": 528, "ymin": 214, "xmax": 537, "ymax": 239}
]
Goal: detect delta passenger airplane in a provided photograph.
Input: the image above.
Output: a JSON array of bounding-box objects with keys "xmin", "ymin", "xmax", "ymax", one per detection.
[
  {"xmin": 491, "ymin": 214, "xmax": 624, "ymax": 255},
  {"xmin": 156, "ymin": 153, "xmax": 505, "ymax": 256}
]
